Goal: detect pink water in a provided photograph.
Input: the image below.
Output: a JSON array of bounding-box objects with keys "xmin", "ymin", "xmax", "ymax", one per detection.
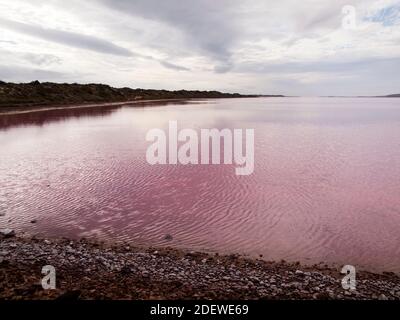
[{"xmin": 1, "ymin": 98, "xmax": 400, "ymax": 272}]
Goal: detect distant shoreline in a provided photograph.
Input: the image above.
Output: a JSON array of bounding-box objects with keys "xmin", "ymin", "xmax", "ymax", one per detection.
[{"xmin": 0, "ymin": 80, "xmax": 284, "ymax": 115}]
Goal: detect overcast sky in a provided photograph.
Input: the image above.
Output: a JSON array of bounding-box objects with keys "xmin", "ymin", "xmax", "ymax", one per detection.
[{"xmin": 0, "ymin": 0, "xmax": 399, "ymax": 96}]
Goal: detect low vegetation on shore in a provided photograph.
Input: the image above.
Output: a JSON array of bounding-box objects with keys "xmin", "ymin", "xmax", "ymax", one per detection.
[
  {"xmin": 0, "ymin": 81, "xmax": 280, "ymax": 110},
  {"xmin": 0, "ymin": 235, "xmax": 399, "ymax": 300}
]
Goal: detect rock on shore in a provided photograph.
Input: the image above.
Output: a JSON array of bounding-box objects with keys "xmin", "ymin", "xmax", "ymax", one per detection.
[
  {"xmin": 0, "ymin": 237, "xmax": 399, "ymax": 300},
  {"xmin": 0, "ymin": 229, "xmax": 15, "ymax": 238}
]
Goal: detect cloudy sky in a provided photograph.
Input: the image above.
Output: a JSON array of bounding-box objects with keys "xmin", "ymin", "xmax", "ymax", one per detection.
[{"xmin": 0, "ymin": 0, "xmax": 399, "ymax": 96}]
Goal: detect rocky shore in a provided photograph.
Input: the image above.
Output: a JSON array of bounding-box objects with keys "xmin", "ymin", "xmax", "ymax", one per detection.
[{"xmin": 0, "ymin": 234, "xmax": 399, "ymax": 300}]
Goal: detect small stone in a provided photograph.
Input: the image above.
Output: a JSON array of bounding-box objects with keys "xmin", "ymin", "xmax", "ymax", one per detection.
[
  {"xmin": 30, "ymin": 219, "xmax": 37, "ymax": 224},
  {"xmin": 295, "ymin": 270, "xmax": 304, "ymax": 275},
  {"xmin": 44, "ymin": 240, "xmax": 51, "ymax": 245},
  {"xmin": 378, "ymin": 294, "xmax": 388, "ymax": 300},
  {"xmin": 56, "ymin": 290, "xmax": 81, "ymax": 301},
  {"xmin": 0, "ymin": 228, "xmax": 15, "ymax": 238},
  {"xmin": 164, "ymin": 234, "xmax": 173, "ymax": 241}
]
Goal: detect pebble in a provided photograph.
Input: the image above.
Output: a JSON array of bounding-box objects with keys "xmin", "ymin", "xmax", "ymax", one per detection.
[
  {"xmin": 0, "ymin": 229, "xmax": 15, "ymax": 238},
  {"xmin": 0, "ymin": 237, "xmax": 399, "ymax": 300},
  {"xmin": 164, "ymin": 234, "xmax": 173, "ymax": 241}
]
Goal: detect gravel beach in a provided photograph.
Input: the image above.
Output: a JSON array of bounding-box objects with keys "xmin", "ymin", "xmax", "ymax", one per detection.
[{"xmin": 0, "ymin": 235, "xmax": 399, "ymax": 300}]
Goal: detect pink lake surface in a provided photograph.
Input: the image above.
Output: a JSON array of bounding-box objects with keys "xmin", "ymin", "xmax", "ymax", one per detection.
[{"xmin": 1, "ymin": 97, "xmax": 400, "ymax": 272}]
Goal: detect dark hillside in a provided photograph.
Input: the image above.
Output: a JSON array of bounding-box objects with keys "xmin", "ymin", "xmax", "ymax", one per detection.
[{"xmin": 0, "ymin": 81, "xmax": 261, "ymax": 109}]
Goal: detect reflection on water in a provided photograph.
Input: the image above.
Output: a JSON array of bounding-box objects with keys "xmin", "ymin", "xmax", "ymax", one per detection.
[
  {"xmin": 1, "ymin": 97, "xmax": 400, "ymax": 272},
  {"xmin": 0, "ymin": 100, "xmax": 193, "ymax": 130}
]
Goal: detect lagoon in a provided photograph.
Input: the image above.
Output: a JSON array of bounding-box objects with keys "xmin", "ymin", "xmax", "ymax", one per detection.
[{"xmin": 1, "ymin": 97, "xmax": 400, "ymax": 272}]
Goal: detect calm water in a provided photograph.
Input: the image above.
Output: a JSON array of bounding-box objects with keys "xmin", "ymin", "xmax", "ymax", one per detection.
[{"xmin": 1, "ymin": 98, "xmax": 400, "ymax": 272}]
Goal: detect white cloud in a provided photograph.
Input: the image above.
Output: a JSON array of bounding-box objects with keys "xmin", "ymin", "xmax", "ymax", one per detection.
[{"xmin": 0, "ymin": 0, "xmax": 399, "ymax": 95}]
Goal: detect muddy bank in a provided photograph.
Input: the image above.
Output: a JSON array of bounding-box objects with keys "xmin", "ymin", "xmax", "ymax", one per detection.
[
  {"xmin": 0, "ymin": 98, "xmax": 187, "ymax": 115},
  {"xmin": 0, "ymin": 236, "xmax": 399, "ymax": 300}
]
